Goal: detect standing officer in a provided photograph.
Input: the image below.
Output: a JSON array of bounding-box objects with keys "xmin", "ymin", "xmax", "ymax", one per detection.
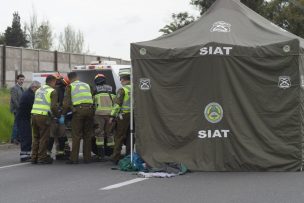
[
  {"xmin": 62, "ymin": 72, "xmax": 94, "ymax": 164},
  {"xmin": 31, "ymin": 75, "xmax": 59, "ymax": 164},
  {"xmin": 16, "ymin": 81, "xmax": 41, "ymax": 162},
  {"xmin": 93, "ymin": 74, "xmax": 115, "ymax": 159},
  {"xmin": 47, "ymin": 74, "xmax": 70, "ymax": 160},
  {"xmin": 109, "ymin": 68, "xmax": 131, "ymax": 163}
]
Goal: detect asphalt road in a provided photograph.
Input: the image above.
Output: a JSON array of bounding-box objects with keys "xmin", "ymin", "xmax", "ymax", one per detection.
[{"xmin": 1, "ymin": 146, "xmax": 304, "ymax": 203}]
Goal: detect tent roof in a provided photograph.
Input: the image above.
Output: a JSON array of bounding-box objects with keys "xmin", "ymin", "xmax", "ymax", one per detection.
[{"xmin": 135, "ymin": 0, "xmax": 304, "ymax": 49}]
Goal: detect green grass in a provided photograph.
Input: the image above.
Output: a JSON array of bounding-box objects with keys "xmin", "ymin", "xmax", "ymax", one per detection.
[{"xmin": 0, "ymin": 88, "xmax": 13, "ymax": 144}]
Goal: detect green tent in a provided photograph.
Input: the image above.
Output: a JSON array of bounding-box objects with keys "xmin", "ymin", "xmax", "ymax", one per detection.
[{"xmin": 131, "ymin": 0, "xmax": 304, "ymax": 171}]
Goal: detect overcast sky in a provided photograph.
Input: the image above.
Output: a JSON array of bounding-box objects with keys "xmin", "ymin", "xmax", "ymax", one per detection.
[{"xmin": 0, "ymin": 0, "xmax": 200, "ymax": 60}]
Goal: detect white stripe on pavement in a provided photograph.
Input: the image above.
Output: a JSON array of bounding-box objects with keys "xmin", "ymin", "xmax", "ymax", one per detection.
[
  {"xmin": 0, "ymin": 162, "xmax": 30, "ymax": 169},
  {"xmin": 100, "ymin": 178, "xmax": 148, "ymax": 190}
]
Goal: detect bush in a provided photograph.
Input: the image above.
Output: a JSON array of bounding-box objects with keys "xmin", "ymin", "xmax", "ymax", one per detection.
[{"xmin": 0, "ymin": 88, "xmax": 13, "ymax": 143}]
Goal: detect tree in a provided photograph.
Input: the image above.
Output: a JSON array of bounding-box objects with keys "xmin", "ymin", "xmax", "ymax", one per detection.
[
  {"xmin": 58, "ymin": 25, "xmax": 85, "ymax": 53},
  {"xmin": 26, "ymin": 9, "xmax": 38, "ymax": 49},
  {"xmin": 4, "ymin": 12, "xmax": 28, "ymax": 47},
  {"xmin": 160, "ymin": 0, "xmax": 266, "ymax": 35},
  {"xmin": 159, "ymin": 0, "xmax": 264, "ymax": 34},
  {"xmin": 25, "ymin": 9, "xmax": 53, "ymax": 50},
  {"xmin": 36, "ymin": 20, "xmax": 53, "ymax": 50},
  {"xmin": 190, "ymin": 0, "xmax": 266, "ymax": 15},
  {"xmin": 0, "ymin": 34, "xmax": 4, "ymax": 44},
  {"xmin": 263, "ymin": 0, "xmax": 304, "ymax": 38},
  {"xmin": 190, "ymin": 0, "xmax": 216, "ymax": 15},
  {"xmin": 160, "ymin": 0, "xmax": 304, "ymax": 38},
  {"xmin": 159, "ymin": 12, "xmax": 195, "ymax": 35}
]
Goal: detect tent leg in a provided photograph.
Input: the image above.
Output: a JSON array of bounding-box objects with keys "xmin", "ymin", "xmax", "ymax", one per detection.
[{"xmin": 130, "ymin": 130, "xmax": 134, "ymax": 162}]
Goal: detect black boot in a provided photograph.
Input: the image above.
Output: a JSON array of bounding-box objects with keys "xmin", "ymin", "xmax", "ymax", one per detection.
[
  {"xmin": 37, "ymin": 156, "xmax": 53, "ymax": 164},
  {"xmin": 47, "ymin": 137, "xmax": 55, "ymax": 153}
]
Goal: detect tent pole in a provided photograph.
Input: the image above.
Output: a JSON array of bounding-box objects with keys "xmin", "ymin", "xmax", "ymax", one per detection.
[{"xmin": 130, "ymin": 65, "xmax": 134, "ymax": 163}]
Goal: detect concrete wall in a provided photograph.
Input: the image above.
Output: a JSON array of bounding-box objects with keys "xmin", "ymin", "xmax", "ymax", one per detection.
[{"xmin": 0, "ymin": 45, "xmax": 130, "ymax": 88}]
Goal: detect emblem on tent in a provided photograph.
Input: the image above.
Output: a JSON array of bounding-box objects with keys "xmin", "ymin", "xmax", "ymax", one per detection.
[
  {"xmin": 140, "ymin": 48, "xmax": 147, "ymax": 55},
  {"xmin": 204, "ymin": 102, "xmax": 223, "ymax": 123},
  {"xmin": 139, "ymin": 78, "xmax": 151, "ymax": 90},
  {"xmin": 210, "ymin": 21, "xmax": 231, "ymax": 33},
  {"xmin": 283, "ymin": 45, "xmax": 290, "ymax": 53},
  {"xmin": 278, "ymin": 76, "xmax": 291, "ymax": 89}
]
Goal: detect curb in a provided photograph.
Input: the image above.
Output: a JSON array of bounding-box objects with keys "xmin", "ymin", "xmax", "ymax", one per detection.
[{"xmin": 0, "ymin": 143, "xmax": 19, "ymax": 150}]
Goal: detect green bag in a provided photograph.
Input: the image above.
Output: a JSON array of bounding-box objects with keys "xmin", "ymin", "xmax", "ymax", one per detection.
[{"xmin": 118, "ymin": 155, "xmax": 137, "ymax": 171}]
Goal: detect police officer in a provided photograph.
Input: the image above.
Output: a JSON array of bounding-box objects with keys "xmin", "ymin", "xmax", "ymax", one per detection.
[
  {"xmin": 62, "ymin": 72, "xmax": 94, "ymax": 164},
  {"xmin": 93, "ymin": 74, "xmax": 115, "ymax": 159},
  {"xmin": 47, "ymin": 74, "xmax": 70, "ymax": 160},
  {"xmin": 31, "ymin": 75, "xmax": 59, "ymax": 164},
  {"xmin": 109, "ymin": 69, "xmax": 131, "ymax": 163}
]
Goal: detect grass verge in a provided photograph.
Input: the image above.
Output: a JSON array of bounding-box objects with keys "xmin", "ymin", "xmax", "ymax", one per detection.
[{"xmin": 0, "ymin": 88, "xmax": 13, "ymax": 144}]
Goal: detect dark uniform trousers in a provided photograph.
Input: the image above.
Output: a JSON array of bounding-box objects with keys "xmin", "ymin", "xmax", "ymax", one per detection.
[
  {"xmin": 111, "ymin": 113, "xmax": 131, "ymax": 161},
  {"xmin": 31, "ymin": 114, "xmax": 51, "ymax": 161},
  {"xmin": 70, "ymin": 106, "xmax": 94, "ymax": 162},
  {"xmin": 48, "ymin": 119, "xmax": 66, "ymax": 153},
  {"xmin": 94, "ymin": 115, "xmax": 111, "ymax": 138},
  {"xmin": 18, "ymin": 118, "xmax": 32, "ymax": 153}
]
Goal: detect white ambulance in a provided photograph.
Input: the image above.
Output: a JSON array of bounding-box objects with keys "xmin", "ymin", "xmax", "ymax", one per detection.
[
  {"xmin": 71, "ymin": 61, "xmax": 131, "ymax": 93},
  {"xmin": 32, "ymin": 72, "xmax": 67, "ymax": 85},
  {"xmin": 32, "ymin": 61, "xmax": 131, "ymax": 92}
]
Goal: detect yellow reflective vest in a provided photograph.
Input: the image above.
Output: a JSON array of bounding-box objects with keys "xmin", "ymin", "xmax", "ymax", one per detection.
[
  {"xmin": 70, "ymin": 80, "xmax": 93, "ymax": 105},
  {"xmin": 31, "ymin": 85, "xmax": 54, "ymax": 115},
  {"xmin": 94, "ymin": 92, "xmax": 115, "ymax": 115},
  {"xmin": 121, "ymin": 85, "xmax": 131, "ymax": 113},
  {"xmin": 111, "ymin": 85, "xmax": 131, "ymax": 117}
]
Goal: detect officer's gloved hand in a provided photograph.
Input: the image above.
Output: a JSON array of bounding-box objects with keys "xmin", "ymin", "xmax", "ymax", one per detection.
[{"xmin": 59, "ymin": 115, "xmax": 65, "ymax": 125}]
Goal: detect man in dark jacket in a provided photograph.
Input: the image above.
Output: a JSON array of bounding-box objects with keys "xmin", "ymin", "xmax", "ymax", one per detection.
[
  {"xmin": 10, "ymin": 74, "xmax": 25, "ymax": 144},
  {"xmin": 16, "ymin": 81, "xmax": 41, "ymax": 162}
]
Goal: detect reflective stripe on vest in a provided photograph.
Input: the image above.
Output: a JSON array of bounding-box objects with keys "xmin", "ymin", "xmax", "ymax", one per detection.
[
  {"xmin": 70, "ymin": 81, "xmax": 93, "ymax": 105},
  {"xmin": 31, "ymin": 85, "xmax": 54, "ymax": 115},
  {"xmin": 121, "ymin": 85, "xmax": 131, "ymax": 113},
  {"xmin": 94, "ymin": 93, "xmax": 115, "ymax": 115}
]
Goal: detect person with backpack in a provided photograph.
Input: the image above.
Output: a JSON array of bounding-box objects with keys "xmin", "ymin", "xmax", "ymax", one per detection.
[{"xmin": 93, "ymin": 74, "xmax": 115, "ymax": 159}]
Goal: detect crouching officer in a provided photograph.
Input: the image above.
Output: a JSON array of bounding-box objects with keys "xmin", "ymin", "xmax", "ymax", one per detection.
[
  {"xmin": 109, "ymin": 69, "xmax": 131, "ymax": 163},
  {"xmin": 93, "ymin": 74, "xmax": 115, "ymax": 159},
  {"xmin": 62, "ymin": 72, "xmax": 94, "ymax": 164},
  {"xmin": 48, "ymin": 75, "xmax": 70, "ymax": 160},
  {"xmin": 31, "ymin": 75, "xmax": 60, "ymax": 164}
]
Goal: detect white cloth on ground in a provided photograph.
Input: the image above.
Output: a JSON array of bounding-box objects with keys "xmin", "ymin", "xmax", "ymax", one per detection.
[{"xmin": 137, "ymin": 172, "xmax": 178, "ymax": 178}]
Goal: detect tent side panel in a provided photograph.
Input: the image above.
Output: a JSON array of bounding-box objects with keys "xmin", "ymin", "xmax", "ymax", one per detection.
[
  {"xmin": 133, "ymin": 52, "xmax": 301, "ymax": 171},
  {"xmin": 299, "ymin": 49, "xmax": 304, "ymax": 169}
]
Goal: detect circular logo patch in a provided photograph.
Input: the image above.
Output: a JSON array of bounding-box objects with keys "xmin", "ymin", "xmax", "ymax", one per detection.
[
  {"xmin": 204, "ymin": 102, "xmax": 223, "ymax": 123},
  {"xmin": 140, "ymin": 48, "xmax": 147, "ymax": 55},
  {"xmin": 283, "ymin": 45, "xmax": 290, "ymax": 53}
]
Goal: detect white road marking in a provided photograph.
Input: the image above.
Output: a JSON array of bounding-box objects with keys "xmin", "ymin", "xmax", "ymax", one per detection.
[
  {"xmin": 0, "ymin": 162, "xmax": 30, "ymax": 169},
  {"xmin": 100, "ymin": 178, "xmax": 148, "ymax": 190}
]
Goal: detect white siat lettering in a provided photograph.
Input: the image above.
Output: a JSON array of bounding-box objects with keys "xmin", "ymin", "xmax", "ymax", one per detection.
[
  {"xmin": 198, "ymin": 129, "xmax": 230, "ymax": 139},
  {"xmin": 200, "ymin": 47, "xmax": 233, "ymax": 56}
]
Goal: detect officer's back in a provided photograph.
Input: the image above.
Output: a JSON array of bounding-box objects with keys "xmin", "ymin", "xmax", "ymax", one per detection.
[{"xmin": 62, "ymin": 72, "xmax": 94, "ymax": 164}]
